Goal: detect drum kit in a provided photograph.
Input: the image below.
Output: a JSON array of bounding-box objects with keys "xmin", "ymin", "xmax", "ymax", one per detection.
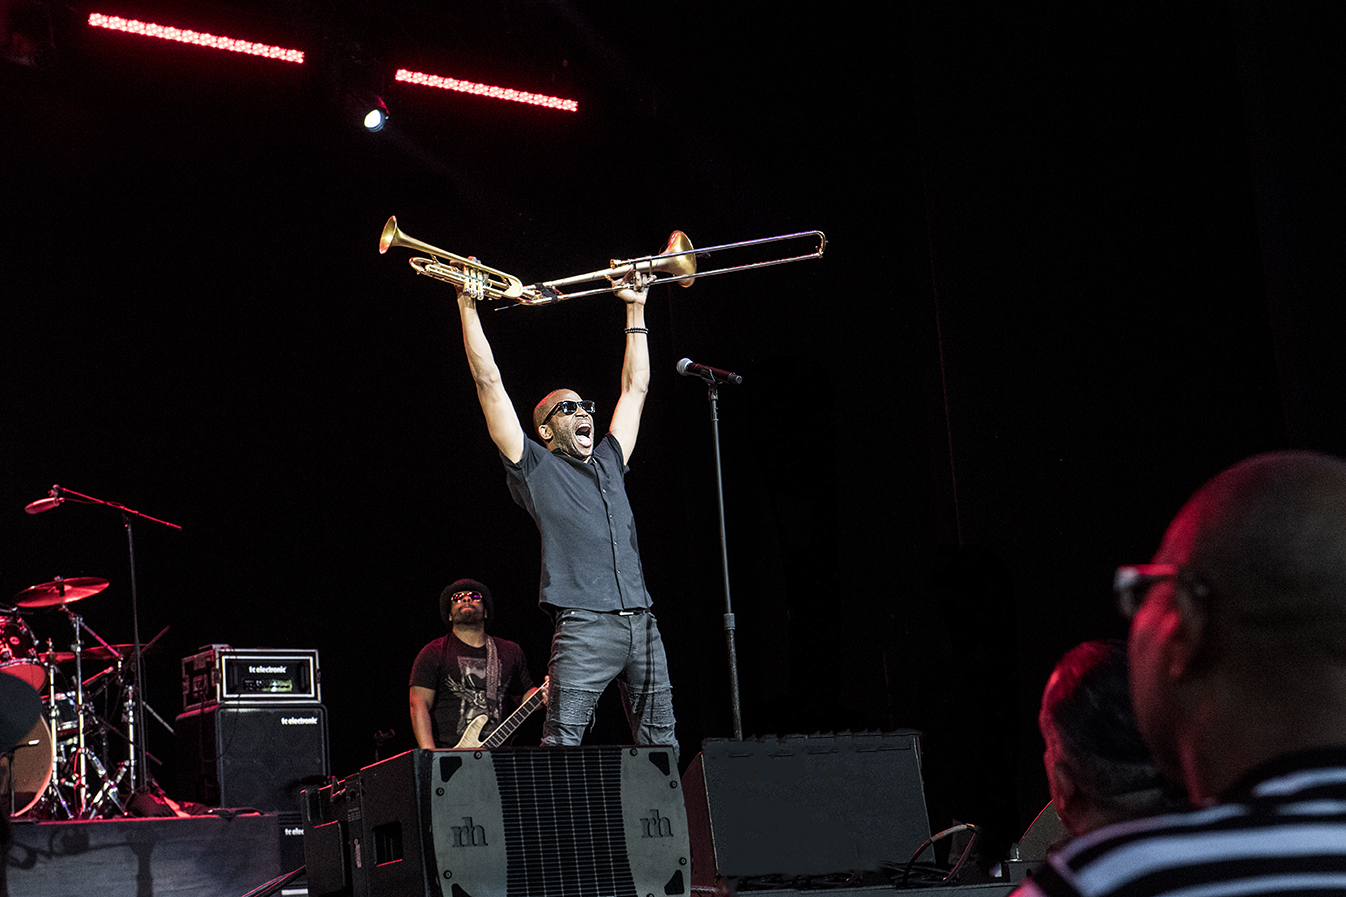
[{"xmin": 0, "ymin": 576, "xmax": 166, "ymax": 820}]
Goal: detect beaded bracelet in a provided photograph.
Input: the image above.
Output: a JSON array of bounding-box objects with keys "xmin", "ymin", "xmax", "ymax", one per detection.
[{"xmin": 624, "ymin": 327, "xmax": 649, "ymax": 335}]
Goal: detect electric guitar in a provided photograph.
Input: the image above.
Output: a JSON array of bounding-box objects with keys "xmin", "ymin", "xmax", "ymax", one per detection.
[{"xmin": 451, "ymin": 677, "xmax": 548, "ymax": 750}]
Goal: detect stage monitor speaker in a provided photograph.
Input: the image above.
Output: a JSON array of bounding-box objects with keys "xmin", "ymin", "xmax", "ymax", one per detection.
[
  {"xmin": 176, "ymin": 703, "xmax": 330, "ymax": 813},
  {"xmin": 682, "ymin": 732, "xmax": 930, "ymax": 884},
  {"xmin": 303, "ymin": 746, "xmax": 689, "ymax": 897}
]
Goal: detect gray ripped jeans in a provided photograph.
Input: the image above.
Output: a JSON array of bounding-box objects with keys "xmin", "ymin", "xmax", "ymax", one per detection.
[{"xmin": 542, "ymin": 608, "xmax": 677, "ymax": 762}]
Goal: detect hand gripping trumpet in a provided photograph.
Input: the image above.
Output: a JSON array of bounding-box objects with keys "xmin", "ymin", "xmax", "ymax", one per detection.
[{"xmin": 379, "ymin": 216, "xmax": 826, "ymax": 306}]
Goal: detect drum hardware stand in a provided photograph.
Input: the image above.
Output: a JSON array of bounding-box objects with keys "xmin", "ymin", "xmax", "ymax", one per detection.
[
  {"xmin": 63, "ymin": 607, "xmax": 120, "ymax": 816},
  {"xmin": 34, "ymin": 616, "xmax": 142, "ymax": 819},
  {"xmin": 101, "ymin": 660, "xmax": 172, "ymax": 814},
  {"xmin": 73, "ymin": 714, "xmax": 126, "ymax": 818},
  {"xmin": 71, "ymin": 611, "xmax": 88, "ymax": 812},
  {"xmin": 36, "ymin": 641, "xmax": 74, "ymax": 820},
  {"xmin": 34, "ymin": 630, "xmax": 94, "ymax": 818},
  {"xmin": 35, "ymin": 485, "xmax": 182, "ymax": 796},
  {"xmin": 77, "ymin": 659, "xmax": 133, "ymax": 817}
]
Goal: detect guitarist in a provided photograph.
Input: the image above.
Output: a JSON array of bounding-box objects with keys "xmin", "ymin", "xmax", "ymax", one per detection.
[{"xmin": 409, "ymin": 579, "xmax": 541, "ymax": 749}]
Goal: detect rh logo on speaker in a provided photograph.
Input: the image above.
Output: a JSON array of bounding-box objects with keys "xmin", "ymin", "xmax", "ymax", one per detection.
[
  {"xmin": 452, "ymin": 816, "xmax": 488, "ymax": 847},
  {"xmin": 641, "ymin": 809, "xmax": 674, "ymax": 838}
]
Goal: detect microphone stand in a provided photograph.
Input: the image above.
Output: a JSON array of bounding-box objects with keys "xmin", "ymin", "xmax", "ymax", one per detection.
[
  {"xmin": 51, "ymin": 486, "xmax": 181, "ymax": 795},
  {"xmin": 701, "ymin": 384, "xmax": 744, "ymax": 740}
]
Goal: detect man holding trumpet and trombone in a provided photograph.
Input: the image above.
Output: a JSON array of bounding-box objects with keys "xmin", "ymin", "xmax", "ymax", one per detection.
[{"xmin": 452, "ymin": 264, "xmax": 678, "ymax": 760}]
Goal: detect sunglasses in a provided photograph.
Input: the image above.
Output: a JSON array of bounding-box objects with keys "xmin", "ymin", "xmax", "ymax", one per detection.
[
  {"xmin": 541, "ymin": 399, "xmax": 596, "ymax": 426},
  {"xmin": 449, "ymin": 591, "xmax": 483, "ymax": 604},
  {"xmin": 1113, "ymin": 564, "xmax": 1211, "ymax": 619}
]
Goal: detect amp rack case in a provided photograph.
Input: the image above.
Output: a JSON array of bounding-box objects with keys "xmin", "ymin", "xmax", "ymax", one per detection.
[{"xmin": 182, "ymin": 645, "xmax": 321, "ymax": 711}]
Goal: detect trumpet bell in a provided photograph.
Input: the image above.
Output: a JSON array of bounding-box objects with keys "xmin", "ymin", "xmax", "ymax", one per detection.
[
  {"xmin": 378, "ymin": 216, "xmax": 402, "ymax": 254},
  {"xmin": 378, "ymin": 216, "xmax": 524, "ymax": 300}
]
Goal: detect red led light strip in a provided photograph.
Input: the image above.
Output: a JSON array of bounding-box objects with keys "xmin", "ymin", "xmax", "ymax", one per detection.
[
  {"xmin": 84, "ymin": 13, "xmax": 578, "ymax": 112},
  {"xmin": 395, "ymin": 68, "xmax": 578, "ymax": 113},
  {"xmin": 88, "ymin": 13, "xmax": 304, "ymax": 64}
]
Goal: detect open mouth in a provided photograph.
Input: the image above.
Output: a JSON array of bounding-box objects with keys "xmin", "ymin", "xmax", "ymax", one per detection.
[{"xmin": 575, "ymin": 421, "xmax": 593, "ymax": 448}]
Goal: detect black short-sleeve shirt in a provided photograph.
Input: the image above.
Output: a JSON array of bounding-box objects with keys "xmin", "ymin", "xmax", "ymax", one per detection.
[{"xmin": 503, "ymin": 434, "xmax": 652, "ymax": 612}]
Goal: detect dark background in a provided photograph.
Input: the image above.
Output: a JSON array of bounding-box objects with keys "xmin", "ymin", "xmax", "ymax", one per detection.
[{"xmin": 3, "ymin": 0, "xmax": 1344, "ymax": 853}]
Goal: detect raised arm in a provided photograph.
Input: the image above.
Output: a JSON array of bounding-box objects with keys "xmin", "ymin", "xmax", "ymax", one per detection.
[
  {"xmin": 458, "ymin": 288, "xmax": 525, "ymax": 463},
  {"xmin": 608, "ymin": 278, "xmax": 650, "ymax": 462}
]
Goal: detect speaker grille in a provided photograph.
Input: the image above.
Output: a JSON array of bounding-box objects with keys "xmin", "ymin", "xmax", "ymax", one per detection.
[
  {"xmin": 687, "ymin": 733, "xmax": 930, "ymax": 879},
  {"xmin": 495, "ymin": 750, "xmax": 636, "ymax": 897},
  {"xmin": 175, "ymin": 704, "xmax": 329, "ymax": 813},
  {"xmin": 421, "ymin": 748, "xmax": 688, "ymax": 897}
]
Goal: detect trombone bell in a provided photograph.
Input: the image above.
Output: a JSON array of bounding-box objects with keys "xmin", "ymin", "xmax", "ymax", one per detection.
[
  {"xmin": 532, "ymin": 229, "xmax": 826, "ymax": 301},
  {"xmin": 538, "ymin": 230, "xmax": 696, "ymax": 292},
  {"xmin": 653, "ymin": 231, "xmax": 696, "ymax": 288}
]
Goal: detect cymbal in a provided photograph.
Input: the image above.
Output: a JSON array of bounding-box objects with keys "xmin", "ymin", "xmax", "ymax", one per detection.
[
  {"xmin": 34, "ymin": 625, "xmax": 168, "ymax": 666},
  {"xmin": 39, "ymin": 638, "xmax": 161, "ymax": 659},
  {"xmin": 38, "ymin": 643, "xmax": 156, "ymax": 664},
  {"xmin": 84, "ymin": 643, "xmax": 155, "ymax": 662},
  {"xmin": 14, "ymin": 577, "xmax": 109, "ymax": 608}
]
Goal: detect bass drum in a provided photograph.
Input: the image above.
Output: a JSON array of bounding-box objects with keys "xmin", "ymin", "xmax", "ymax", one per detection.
[
  {"xmin": 0, "ymin": 614, "xmax": 46, "ymax": 691},
  {"xmin": 0, "ymin": 716, "xmax": 54, "ymax": 816}
]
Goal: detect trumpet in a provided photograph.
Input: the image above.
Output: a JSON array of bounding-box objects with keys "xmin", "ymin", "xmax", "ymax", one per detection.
[
  {"xmin": 379, "ymin": 217, "xmax": 525, "ymax": 301},
  {"xmin": 379, "ymin": 216, "xmax": 827, "ymax": 307}
]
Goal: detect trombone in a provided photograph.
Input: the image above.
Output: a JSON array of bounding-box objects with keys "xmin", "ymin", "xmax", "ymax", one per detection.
[{"xmin": 378, "ymin": 216, "xmax": 826, "ymax": 307}]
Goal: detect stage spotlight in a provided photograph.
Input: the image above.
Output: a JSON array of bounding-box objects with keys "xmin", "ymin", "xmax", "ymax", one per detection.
[
  {"xmin": 347, "ymin": 90, "xmax": 388, "ymax": 131},
  {"xmin": 363, "ymin": 102, "xmax": 387, "ymax": 131}
]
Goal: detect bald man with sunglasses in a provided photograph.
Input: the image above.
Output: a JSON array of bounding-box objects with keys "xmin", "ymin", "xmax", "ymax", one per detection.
[
  {"xmin": 453, "ymin": 272, "xmax": 677, "ymax": 760},
  {"xmin": 1016, "ymin": 452, "xmax": 1346, "ymax": 897}
]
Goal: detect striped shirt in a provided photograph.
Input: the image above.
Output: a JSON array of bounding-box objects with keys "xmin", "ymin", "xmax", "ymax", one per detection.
[{"xmin": 1014, "ymin": 749, "xmax": 1346, "ymax": 897}]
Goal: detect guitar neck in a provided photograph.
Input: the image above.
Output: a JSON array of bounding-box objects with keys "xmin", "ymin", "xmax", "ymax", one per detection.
[{"xmin": 482, "ymin": 686, "xmax": 546, "ymax": 749}]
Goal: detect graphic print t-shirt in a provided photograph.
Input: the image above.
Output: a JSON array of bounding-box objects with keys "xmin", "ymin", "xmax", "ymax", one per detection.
[{"xmin": 409, "ymin": 635, "xmax": 533, "ymax": 747}]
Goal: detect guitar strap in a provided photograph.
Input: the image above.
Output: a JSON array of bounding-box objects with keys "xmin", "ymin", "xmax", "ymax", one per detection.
[{"xmin": 485, "ymin": 635, "xmax": 501, "ymax": 720}]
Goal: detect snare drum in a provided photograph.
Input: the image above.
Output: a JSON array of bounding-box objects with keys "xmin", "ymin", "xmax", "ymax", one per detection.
[
  {"xmin": 0, "ymin": 614, "xmax": 46, "ymax": 691},
  {"xmin": 0, "ymin": 716, "xmax": 54, "ymax": 816}
]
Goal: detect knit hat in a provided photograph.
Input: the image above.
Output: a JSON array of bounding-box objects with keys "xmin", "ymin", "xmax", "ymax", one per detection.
[{"xmin": 439, "ymin": 578, "xmax": 494, "ymax": 630}]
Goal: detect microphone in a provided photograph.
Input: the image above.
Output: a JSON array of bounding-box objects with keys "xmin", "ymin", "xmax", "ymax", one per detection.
[
  {"xmin": 24, "ymin": 485, "xmax": 63, "ymax": 515},
  {"xmin": 676, "ymin": 358, "xmax": 743, "ymax": 385}
]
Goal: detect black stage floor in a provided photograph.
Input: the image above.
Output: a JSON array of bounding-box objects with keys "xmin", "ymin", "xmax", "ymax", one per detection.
[
  {"xmin": 6, "ymin": 814, "xmax": 292, "ymax": 897},
  {"xmin": 3, "ymin": 814, "xmax": 1026, "ymax": 897}
]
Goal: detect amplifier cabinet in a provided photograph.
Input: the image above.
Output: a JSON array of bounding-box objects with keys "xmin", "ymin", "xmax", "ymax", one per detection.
[
  {"xmin": 182, "ymin": 646, "xmax": 321, "ymax": 711},
  {"xmin": 304, "ymin": 746, "xmax": 690, "ymax": 897},
  {"xmin": 683, "ymin": 732, "xmax": 930, "ymax": 882},
  {"xmin": 176, "ymin": 702, "xmax": 330, "ymax": 813}
]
